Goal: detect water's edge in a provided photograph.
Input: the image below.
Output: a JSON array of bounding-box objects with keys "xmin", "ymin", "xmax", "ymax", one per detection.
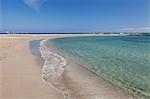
[
  {"xmin": 39, "ymin": 39, "xmax": 138, "ymax": 99},
  {"xmin": 49, "ymin": 36, "xmax": 150, "ymax": 99},
  {"xmin": 39, "ymin": 39, "xmax": 69, "ymax": 99},
  {"xmin": 30, "ymin": 37, "xmax": 148, "ymax": 99}
]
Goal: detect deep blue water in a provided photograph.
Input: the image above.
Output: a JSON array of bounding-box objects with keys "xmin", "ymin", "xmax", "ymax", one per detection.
[{"xmin": 50, "ymin": 36, "xmax": 150, "ymax": 98}]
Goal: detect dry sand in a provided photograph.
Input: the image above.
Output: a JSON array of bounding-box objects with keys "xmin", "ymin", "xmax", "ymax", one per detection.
[
  {"xmin": 0, "ymin": 35, "xmax": 64, "ymax": 99},
  {"xmin": 0, "ymin": 34, "xmax": 137, "ymax": 99}
]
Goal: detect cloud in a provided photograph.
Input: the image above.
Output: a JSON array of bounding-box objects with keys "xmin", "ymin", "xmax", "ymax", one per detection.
[
  {"xmin": 23, "ymin": 0, "xmax": 47, "ymax": 10},
  {"xmin": 121, "ymin": 27, "xmax": 150, "ymax": 32}
]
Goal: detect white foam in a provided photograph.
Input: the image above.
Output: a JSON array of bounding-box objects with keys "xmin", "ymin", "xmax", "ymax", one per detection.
[{"xmin": 39, "ymin": 39, "xmax": 70, "ymax": 98}]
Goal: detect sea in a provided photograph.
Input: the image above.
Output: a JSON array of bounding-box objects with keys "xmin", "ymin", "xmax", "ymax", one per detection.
[{"xmin": 48, "ymin": 36, "xmax": 150, "ymax": 98}]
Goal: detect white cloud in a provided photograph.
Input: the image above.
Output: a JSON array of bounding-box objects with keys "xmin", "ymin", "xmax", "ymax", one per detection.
[
  {"xmin": 122, "ymin": 27, "xmax": 150, "ymax": 32},
  {"xmin": 23, "ymin": 0, "xmax": 47, "ymax": 10}
]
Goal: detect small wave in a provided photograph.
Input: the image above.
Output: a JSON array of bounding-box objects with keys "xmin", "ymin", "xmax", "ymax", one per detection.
[{"xmin": 39, "ymin": 39, "xmax": 71, "ymax": 99}]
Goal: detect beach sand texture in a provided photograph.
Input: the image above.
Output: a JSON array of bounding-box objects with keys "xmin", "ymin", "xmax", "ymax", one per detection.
[
  {"xmin": 0, "ymin": 35, "xmax": 64, "ymax": 99},
  {"xmin": 0, "ymin": 34, "xmax": 137, "ymax": 99}
]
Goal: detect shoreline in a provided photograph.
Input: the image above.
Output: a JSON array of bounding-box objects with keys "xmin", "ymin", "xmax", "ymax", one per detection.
[
  {"xmin": 44, "ymin": 36, "xmax": 147, "ymax": 98},
  {"xmin": 39, "ymin": 39, "xmax": 68, "ymax": 98},
  {"xmin": 36, "ymin": 35, "xmax": 138, "ymax": 99},
  {"xmin": 1, "ymin": 34, "xmax": 139, "ymax": 99}
]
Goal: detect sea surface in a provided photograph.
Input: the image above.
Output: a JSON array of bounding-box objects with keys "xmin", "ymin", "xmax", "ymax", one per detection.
[{"xmin": 49, "ymin": 36, "xmax": 150, "ymax": 98}]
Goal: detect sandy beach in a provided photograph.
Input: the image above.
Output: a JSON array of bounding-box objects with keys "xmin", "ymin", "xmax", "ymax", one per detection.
[
  {"xmin": 0, "ymin": 35, "xmax": 64, "ymax": 99},
  {"xmin": 0, "ymin": 34, "xmax": 137, "ymax": 99}
]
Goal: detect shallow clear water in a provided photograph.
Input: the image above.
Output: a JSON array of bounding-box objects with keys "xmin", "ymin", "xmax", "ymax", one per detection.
[{"xmin": 50, "ymin": 36, "xmax": 150, "ymax": 98}]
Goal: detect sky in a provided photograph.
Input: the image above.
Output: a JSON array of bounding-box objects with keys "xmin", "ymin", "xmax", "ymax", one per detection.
[{"xmin": 0, "ymin": 0, "xmax": 150, "ymax": 33}]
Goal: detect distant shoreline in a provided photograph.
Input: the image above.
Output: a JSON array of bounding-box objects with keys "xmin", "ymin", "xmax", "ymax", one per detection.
[{"xmin": 0, "ymin": 32, "xmax": 150, "ymax": 36}]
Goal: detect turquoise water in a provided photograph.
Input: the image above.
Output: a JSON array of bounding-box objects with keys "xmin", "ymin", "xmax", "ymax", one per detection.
[{"xmin": 50, "ymin": 36, "xmax": 150, "ymax": 98}]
